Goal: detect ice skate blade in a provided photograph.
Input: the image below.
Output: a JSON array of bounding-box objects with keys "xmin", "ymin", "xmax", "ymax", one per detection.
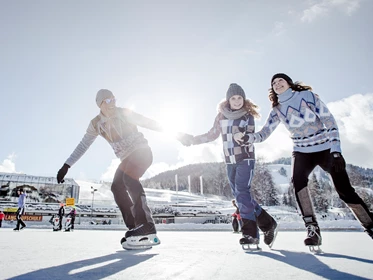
[
  {"xmin": 241, "ymin": 244, "xmax": 262, "ymax": 252},
  {"xmin": 121, "ymin": 234, "xmax": 161, "ymax": 250},
  {"xmin": 307, "ymin": 245, "xmax": 323, "ymax": 254},
  {"xmin": 267, "ymin": 227, "xmax": 279, "ymax": 249},
  {"xmin": 122, "ymin": 242, "xmax": 153, "ymax": 250}
]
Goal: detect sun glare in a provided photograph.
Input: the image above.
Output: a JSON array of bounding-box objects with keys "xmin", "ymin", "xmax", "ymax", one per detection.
[{"xmin": 157, "ymin": 107, "xmax": 189, "ymax": 139}]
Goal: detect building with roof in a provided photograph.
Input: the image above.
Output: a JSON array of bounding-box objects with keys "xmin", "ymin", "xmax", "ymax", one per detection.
[{"xmin": 0, "ymin": 172, "xmax": 79, "ymax": 204}]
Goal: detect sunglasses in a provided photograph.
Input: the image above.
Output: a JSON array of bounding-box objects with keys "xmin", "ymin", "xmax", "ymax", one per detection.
[{"xmin": 103, "ymin": 98, "xmax": 116, "ymax": 104}]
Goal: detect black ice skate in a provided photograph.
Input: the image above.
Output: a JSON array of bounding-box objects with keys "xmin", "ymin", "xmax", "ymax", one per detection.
[
  {"xmin": 239, "ymin": 235, "xmax": 261, "ymax": 252},
  {"xmin": 263, "ymin": 220, "xmax": 278, "ymax": 248},
  {"xmin": 304, "ymin": 224, "xmax": 323, "ymax": 253},
  {"xmin": 364, "ymin": 226, "xmax": 373, "ymax": 239},
  {"xmin": 121, "ymin": 223, "xmax": 160, "ymax": 250}
]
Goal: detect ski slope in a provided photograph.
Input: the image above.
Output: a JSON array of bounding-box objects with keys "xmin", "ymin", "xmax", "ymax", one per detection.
[{"xmin": 1, "ymin": 229, "xmax": 372, "ymax": 280}]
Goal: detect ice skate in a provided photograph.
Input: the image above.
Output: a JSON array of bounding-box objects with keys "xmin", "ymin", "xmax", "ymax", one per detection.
[
  {"xmin": 304, "ymin": 224, "xmax": 323, "ymax": 253},
  {"xmin": 364, "ymin": 226, "xmax": 373, "ymax": 239},
  {"xmin": 239, "ymin": 235, "xmax": 261, "ymax": 252},
  {"xmin": 263, "ymin": 220, "xmax": 278, "ymax": 248},
  {"xmin": 20, "ymin": 225, "xmax": 26, "ymax": 231},
  {"xmin": 257, "ymin": 209, "xmax": 278, "ymax": 248},
  {"xmin": 121, "ymin": 223, "xmax": 161, "ymax": 250},
  {"xmin": 13, "ymin": 227, "xmax": 19, "ymax": 231}
]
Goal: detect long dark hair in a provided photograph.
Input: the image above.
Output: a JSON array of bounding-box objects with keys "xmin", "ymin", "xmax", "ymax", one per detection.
[{"xmin": 268, "ymin": 81, "xmax": 313, "ymax": 108}]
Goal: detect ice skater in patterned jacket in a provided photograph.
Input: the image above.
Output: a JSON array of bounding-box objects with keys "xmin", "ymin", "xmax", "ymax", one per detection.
[
  {"xmin": 56, "ymin": 89, "xmax": 191, "ymax": 249},
  {"xmin": 180, "ymin": 83, "xmax": 278, "ymax": 249},
  {"xmin": 234, "ymin": 73, "xmax": 373, "ymax": 250}
]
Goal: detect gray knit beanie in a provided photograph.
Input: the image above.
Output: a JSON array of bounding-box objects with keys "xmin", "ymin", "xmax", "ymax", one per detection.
[
  {"xmin": 226, "ymin": 83, "xmax": 246, "ymax": 101},
  {"xmin": 96, "ymin": 89, "xmax": 114, "ymax": 108}
]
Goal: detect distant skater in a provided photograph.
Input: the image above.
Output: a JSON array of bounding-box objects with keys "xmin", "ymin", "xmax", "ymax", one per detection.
[
  {"xmin": 231, "ymin": 199, "xmax": 242, "ymax": 233},
  {"xmin": 58, "ymin": 203, "xmax": 65, "ymax": 231},
  {"xmin": 0, "ymin": 210, "xmax": 4, "ymax": 228},
  {"xmin": 65, "ymin": 206, "xmax": 76, "ymax": 231},
  {"xmin": 14, "ymin": 189, "xmax": 26, "ymax": 231}
]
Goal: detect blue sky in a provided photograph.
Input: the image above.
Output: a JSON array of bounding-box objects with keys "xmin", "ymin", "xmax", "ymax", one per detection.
[{"xmin": 1, "ymin": 0, "xmax": 373, "ymax": 181}]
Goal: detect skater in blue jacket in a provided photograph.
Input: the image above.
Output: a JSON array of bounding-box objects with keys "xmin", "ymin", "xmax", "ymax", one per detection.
[
  {"xmin": 234, "ymin": 73, "xmax": 373, "ymax": 250},
  {"xmin": 181, "ymin": 84, "xmax": 278, "ymax": 249}
]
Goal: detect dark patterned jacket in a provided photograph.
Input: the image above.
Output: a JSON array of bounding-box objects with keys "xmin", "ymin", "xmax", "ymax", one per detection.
[{"xmin": 193, "ymin": 103, "xmax": 255, "ymax": 164}]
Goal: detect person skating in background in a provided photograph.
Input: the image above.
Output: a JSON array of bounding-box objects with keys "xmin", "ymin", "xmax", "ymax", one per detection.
[
  {"xmin": 14, "ymin": 189, "xmax": 26, "ymax": 231},
  {"xmin": 231, "ymin": 199, "xmax": 242, "ymax": 233},
  {"xmin": 56, "ymin": 89, "xmax": 191, "ymax": 249},
  {"xmin": 234, "ymin": 73, "xmax": 373, "ymax": 251},
  {"xmin": 0, "ymin": 210, "xmax": 4, "ymax": 228},
  {"xmin": 58, "ymin": 203, "xmax": 65, "ymax": 231},
  {"xmin": 65, "ymin": 206, "xmax": 76, "ymax": 232},
  {"xmin": 181, "ymin": 84, "xmax": 278, "ymax": 250}
]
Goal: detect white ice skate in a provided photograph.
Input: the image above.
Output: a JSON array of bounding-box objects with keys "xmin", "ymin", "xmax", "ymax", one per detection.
[{"xmin": 121, "ymin": 234, "xmax": 161, "ymax": 250}]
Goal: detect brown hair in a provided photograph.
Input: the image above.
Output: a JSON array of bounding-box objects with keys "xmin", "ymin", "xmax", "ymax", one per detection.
[{"xmin": 221, "ymin": 99, "xmax": 261, "ymax": 119}]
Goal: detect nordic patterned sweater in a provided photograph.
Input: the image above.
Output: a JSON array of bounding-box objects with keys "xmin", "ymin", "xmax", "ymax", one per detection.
[
  {"xmin": 65, "ymin": 107, "xmax": 163, "ymax": 167},
  {"xmin": 193, "ymin": 102, "xmax": 255, "ymax": 164},
  {"xmin": 243, "ymin": 88, "xmax": 341, "ymax": 153}
]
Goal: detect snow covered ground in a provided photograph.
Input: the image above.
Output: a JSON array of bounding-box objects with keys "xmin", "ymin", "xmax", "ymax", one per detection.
[{"xmin": 1, "ymin": 228, "xmax": 372, "ymax": 280}]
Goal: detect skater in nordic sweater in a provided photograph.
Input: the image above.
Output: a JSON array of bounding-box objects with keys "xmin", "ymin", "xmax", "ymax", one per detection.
[
  {"xmin": 234, "ymin": 73, "xmax": 373, "ymax": 248},
  {"xmin": 182, "ymin": 84, "xmax": 278, "ymax": 248},
  {"xmin": 14, "ymin": 189, "xmax": 26, "ymax": 231},
  {"xmin": 56, "ymin": 89, "xmax": 190, "ymax": 249}
]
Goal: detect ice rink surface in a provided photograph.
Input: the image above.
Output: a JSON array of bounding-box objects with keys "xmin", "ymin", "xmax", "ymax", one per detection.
[{"xmin": 1, "ymin": 229, "xmax": 372, "ymax": 280}]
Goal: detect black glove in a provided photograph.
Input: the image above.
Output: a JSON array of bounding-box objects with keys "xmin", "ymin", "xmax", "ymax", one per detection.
[
  {"xmin": 57, "ymin": 163, "xmax": 70, "ymax": 183},
  {"xmin": 331, "ymin": 152, "xmax": 346, "ymax": 173},
  {"xmin": 176, "ymin": 133, "xmax": 194, "ymax": 147}
]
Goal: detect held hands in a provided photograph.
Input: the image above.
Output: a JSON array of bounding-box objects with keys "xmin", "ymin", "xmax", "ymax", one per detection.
[
  {"xmin": 57, "ymin": 163, "xmax": 70, "ymax": 183},
  {"xmin": 234, "ymin": 132, "xmax": 255, "ymax": 145},
  {"xmin": 233, "ymin": 132, "xmax": 244, "ymax": 144},
  {"xmin": 176, "ymin": 132, "xmax": 194, "ymax": 147},
  {"xmin": 331, "ymin": 152, "xmax": 346, "ymax": 173}
]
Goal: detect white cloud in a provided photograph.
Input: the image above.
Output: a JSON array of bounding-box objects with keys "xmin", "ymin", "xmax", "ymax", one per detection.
[
  {"xmin": 301, "ymin": 0, "xmax": 360, "ymax": 22},
  {"xmin": 272, "ymin": 21, "xmax": 286, "ymax": 37},
  {"xmin": 100, "ymin": 158, "xmax": 121, "ymax": 182},
  {"xmin": 143, "ymin": 143, "xmax": 224, "ymax": 179},
  {"xmin": 0, "ymin": 154, "xmax": 19, "ymax": 173},
  {"xmin": 254, "ymin": 125, "xmax": 293, "ymax": 162},
  {"xmin": 327, "ymin": 93, "xmax": 373, "ymax": 168}
]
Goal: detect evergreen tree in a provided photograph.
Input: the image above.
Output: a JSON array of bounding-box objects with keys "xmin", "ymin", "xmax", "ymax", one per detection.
[
  {"xmin": 279, "ymin": 167, "xmax": 287, "ymax": 177},
  {"xmin": 308, "ymin": 173, "xmax": 328, "ymax": 213},
  {"xmin": 252, "ymin": 161, "xmax": 279, "ymax": 206}
]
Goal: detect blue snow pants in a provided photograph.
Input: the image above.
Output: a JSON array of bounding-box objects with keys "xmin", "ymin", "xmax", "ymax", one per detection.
[{"xmin": 226, "ymin": 159, "xmax": 262, "ymax": 222}]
